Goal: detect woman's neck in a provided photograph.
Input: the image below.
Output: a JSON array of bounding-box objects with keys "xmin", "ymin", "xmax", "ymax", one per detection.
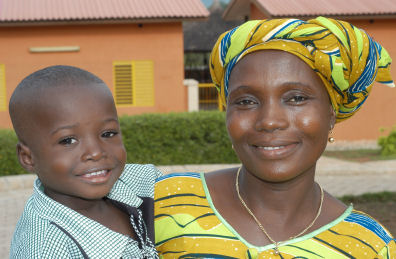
[
  {"xmin": 237, "ymin": 166, "xmax": 319, "ymax": 218},
  {"xmin": 205, "ymin": 166, "xmax": 347, "ymax": 246},
  {"xmin": 234, "ymin": 165, "xmax": 325, "ymax": 242}
]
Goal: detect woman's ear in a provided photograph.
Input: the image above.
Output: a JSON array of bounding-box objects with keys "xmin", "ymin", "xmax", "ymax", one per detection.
[
  {"xmin": 17, "ymin": 143, "xmax": 35, "ymax": 173},
  {"xmin": 329, "ymin": 105, "xmax": 336, "ymax": 129}
]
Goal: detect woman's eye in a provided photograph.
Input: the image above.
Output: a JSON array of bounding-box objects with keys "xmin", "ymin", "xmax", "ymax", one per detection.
[
  {"xmin": 59, "ymin": 137, "xmax": 77, "ymax": 145},
  {"xmin": 236, "ymin": 99, "xmax": 256, "ymax": 105},
  {"xmin": 102, "ymin": 131, "xmax": 118, "ymax": 138},
  {"xmin": 289, "ymin": 95, "xmax": 307, "ymax": 103}
]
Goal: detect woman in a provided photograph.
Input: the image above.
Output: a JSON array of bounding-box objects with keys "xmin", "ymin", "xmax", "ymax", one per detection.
[{"xmin": 155, "ymin": 17, "xmax": 395, "ymax": 258}]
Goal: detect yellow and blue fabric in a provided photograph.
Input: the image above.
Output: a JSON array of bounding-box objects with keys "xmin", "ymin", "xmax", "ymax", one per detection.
[
  {"xmin": 155, "ymin": 173, "xmax": 396, "ymax": 258},
  {"xmin": 209, "ymin": 17, "xmax": 394, "ymax": 122}
]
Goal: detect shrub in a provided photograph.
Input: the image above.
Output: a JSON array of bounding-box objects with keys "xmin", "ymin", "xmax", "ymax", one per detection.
[
  {"xmin": 0, "ymin": 111, "xmax": 239, "ymax": 176},
  {"xmin": 378, "ymin": 126, "xmax": 396, "ymax": 156},
  {"xmin": 0, "ymin": 129, "xmax": 26, "ymax": 176},
  {"xmin": 120, "ymin": 111, "xmax": 239, "ymax": 165}
]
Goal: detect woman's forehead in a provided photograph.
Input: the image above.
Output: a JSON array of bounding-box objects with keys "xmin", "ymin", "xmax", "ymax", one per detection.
[{"xmin": 228, "ymin": 50, "xmax": 324, "ymax": 90}]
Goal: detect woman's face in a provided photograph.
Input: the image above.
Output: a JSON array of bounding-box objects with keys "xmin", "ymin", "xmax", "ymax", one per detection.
[{"xmin": 226, "ymin": 50, "xmax": 335, "ymax": 182}]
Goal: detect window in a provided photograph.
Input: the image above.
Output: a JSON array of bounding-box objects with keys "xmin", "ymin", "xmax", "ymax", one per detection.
[
  {"xmin": 113, "ymin": 60, "xmax": 154, "ymax": 106},
  {"xmin": 0, "ymin": 64, "xmax": 6, "ymax": 111},
  {"xmin": 198, "ymin": 83, "xmax": 223, "ymax": 111}
]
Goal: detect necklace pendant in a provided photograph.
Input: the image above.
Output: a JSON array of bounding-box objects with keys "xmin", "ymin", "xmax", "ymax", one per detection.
[{"xmin": 274, "ymin": 248, "xmax": 279, "ymax": 255}]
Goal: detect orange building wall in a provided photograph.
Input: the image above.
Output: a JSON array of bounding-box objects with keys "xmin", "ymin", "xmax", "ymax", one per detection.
[
  {"xmin": 334, "ymin": 19, "xmax": 396, "ymax": 141},
  {"xmin": 0, "ymin": 22, "xmax": 186, "ymax": 129},
  {"xmin": 250, "ymin": 4, "xmax": 396, "ymax": 141}
]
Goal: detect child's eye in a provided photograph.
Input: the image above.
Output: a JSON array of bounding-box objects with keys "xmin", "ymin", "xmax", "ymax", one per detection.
[
  {"xmin": 59, "ymin": 137, "xmax": 77, "ymax": 145},
  {"xmin": 102, "ymin": 131, "xmax": 118, "ymax": 138}
]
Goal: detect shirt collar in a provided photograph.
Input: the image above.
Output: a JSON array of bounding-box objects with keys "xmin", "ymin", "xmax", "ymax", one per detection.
[
  {"xmin": 107, "ymin": 169, "xmax": 143, "ymax": 208},
  {"xmin": 32, "ymin": 176, "xmax": 142, "ymax": 258}
]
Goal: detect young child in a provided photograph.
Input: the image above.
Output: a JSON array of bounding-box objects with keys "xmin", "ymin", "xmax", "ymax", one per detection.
[{"xmin": 9, "ymin": 65, "xmax": 160, "ymax": 258}]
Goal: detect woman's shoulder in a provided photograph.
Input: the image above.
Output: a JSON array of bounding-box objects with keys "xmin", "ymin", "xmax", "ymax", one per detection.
[
  {"xmin": 155, "ymin": 172, "xmax": 203, "ymax": 196},
  {"xmin": 280, "ymin": 207, "xmax": 395, "ymax": 258},
  {"xmin": 156, "ymin": 172, "xmax": 201, "ymax": 182},
  {"xmin": 325, "ymin": 208, "xmax": 395, "ymax": 255},
  {"xmin": 343, "ymin": 209, "xmax": 394, "ymax": 240}
]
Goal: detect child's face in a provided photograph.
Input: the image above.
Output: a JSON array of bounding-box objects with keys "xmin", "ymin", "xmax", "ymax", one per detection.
[{"xmin": 22, "ymin": 83, "xmax": 127, "ymax": 203}]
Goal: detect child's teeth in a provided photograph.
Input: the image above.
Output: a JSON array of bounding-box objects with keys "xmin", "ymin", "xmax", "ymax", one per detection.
[{"xmin": 86, "ymin": 170, "xmax": 106, "ymax": 176}]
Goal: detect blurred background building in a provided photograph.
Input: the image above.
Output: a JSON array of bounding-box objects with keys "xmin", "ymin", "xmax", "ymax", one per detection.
[
  {"xmin": 1, "ymin": 0, "xmax": 395, "ymax": 141},
  {"xmin": 222, "ymin": 0, "xmax": 396, "ymax": 140},
  {"xmin": 0, "ymin": 0, "xmax": 209, "ymax": 128}
]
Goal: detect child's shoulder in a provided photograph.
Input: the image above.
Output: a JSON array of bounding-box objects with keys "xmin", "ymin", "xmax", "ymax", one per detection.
[
  {"xmin": 111, "ymin": 164, "xmax": 162, "ymax": 199},
  {"xmin": 10, "ymin": 196, "xmax": 77, "ymax": 257},
  {"xmin": 120, "ymin": 164, "xmax": 162, "ymax": 182},
  {"xmin": 122, "ymin": 163, "xmax": 162, "ymax": 180}
]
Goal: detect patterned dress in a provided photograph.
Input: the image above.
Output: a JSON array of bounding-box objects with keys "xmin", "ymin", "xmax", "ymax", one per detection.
[{"xmin": 155, "ymin": 173, "xmax": 396, "ymax": 258}]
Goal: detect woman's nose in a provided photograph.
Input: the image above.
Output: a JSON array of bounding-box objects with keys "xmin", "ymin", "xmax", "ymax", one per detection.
[{"xmin": 254, "ymin": 100, "xmax": 288, "ymax": 132}]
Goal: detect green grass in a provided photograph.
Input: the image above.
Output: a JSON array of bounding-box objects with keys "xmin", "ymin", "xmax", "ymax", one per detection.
[
  {"xmin": 323, "ymin": 149, "xmax": 396, "ymax": 162},
  {"xmin": 339, "ymin": 191, "xmax": 396, "ymax": 203}
]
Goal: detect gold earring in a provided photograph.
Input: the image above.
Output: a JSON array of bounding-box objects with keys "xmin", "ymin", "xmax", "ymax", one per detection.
[{"xmin": 328, "ymin": 129, "xmax": 335, "ymax": 143}]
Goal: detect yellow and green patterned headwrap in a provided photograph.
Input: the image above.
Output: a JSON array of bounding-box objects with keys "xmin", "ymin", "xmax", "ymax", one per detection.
[{"xmin": 210, "ymin": 17, "xmax": 394, "ymax": 122}]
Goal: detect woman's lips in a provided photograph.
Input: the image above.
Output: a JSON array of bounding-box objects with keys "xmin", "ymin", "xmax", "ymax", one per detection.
[{"xmin": 251, "ymin": 142, "xmax": 299, "ymax": 159}]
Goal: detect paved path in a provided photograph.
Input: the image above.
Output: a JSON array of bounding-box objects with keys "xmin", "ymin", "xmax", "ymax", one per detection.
[{"xmin": 1, "ymin": 156, "xmax": 396, "ymax": 258}]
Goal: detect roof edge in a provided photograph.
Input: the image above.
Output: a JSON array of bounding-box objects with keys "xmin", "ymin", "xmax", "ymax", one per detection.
[
  {"xmin": 270, "ymin": 14, "xmax": 396, "ymax": 20},
  {"xmin": 0, "ymin": 17, "xmax": 209, "ymax": 27},
  {"xmin": 223, "ymin": 0, "xmax": 396, "ymax": 21},
  {"xmin": 223, "ymin": 0, "xmax": 238, "ymax": 19},
  {"xmin": 223, "ymin": 0, "xmax": 248, "ymax": 20}
]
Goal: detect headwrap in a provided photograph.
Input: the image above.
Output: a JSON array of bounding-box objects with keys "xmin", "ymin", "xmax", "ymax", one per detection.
[{"xmin": 210, "ymin": 17, "xmax": 394, "ymax": 122}]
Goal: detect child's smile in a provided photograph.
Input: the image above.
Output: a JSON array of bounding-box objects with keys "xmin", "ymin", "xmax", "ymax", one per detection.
[
  {"xmin": 23, "ymin": 83, "xmax": 127, "ymax": 207},
  {"xmin": 78, "ymin": 168, "xmax": 112, "ymax": 184}
]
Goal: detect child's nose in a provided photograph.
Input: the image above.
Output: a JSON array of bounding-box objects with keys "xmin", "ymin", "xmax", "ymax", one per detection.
[{"xmin": 81, "ymin": 139, "xmax": 106, "ymax": 161}]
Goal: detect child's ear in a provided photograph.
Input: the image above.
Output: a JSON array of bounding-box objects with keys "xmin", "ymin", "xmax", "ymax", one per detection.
[{"xmin": 17, "ymin": 143, "xmax": 35, "ymax": 173}]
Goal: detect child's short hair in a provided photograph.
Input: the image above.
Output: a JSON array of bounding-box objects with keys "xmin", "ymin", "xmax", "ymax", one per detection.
[{"xmin": 9, "ymin": 65, "xmax": 109, "ymax": 143}]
